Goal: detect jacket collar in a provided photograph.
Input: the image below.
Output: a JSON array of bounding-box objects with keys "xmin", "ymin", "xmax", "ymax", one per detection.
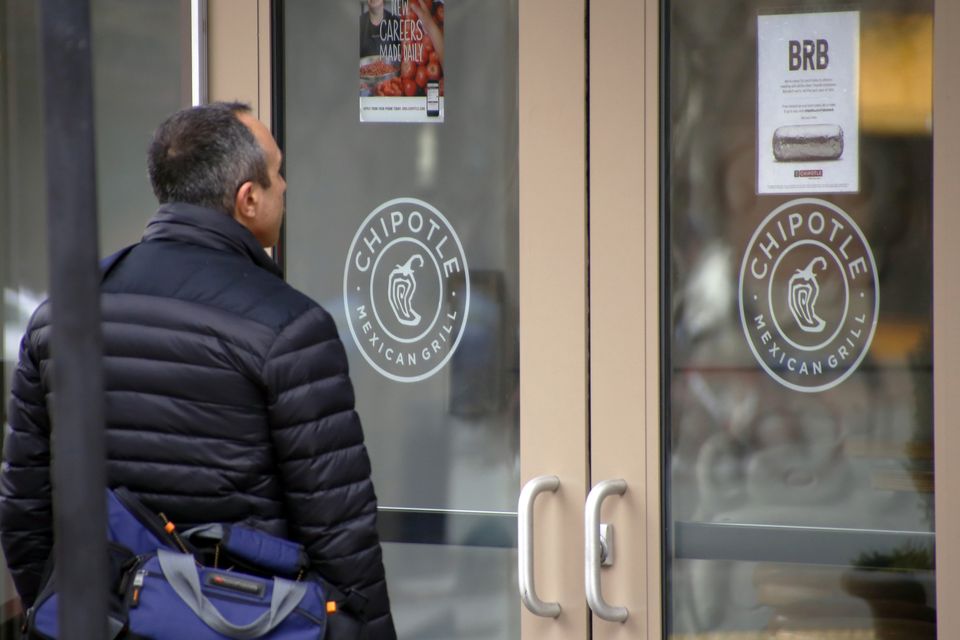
[{"xmin": 142, "ymin": 202, "xmax": 282, "ymax": 277}]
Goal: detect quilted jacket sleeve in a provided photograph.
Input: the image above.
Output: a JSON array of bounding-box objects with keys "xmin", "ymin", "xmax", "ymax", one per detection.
[
  {"xmin": 263, "ymin": 306, "xmax": 396, "ymax": 640},
  {"xmin": 0, "ymin": 330, "xmax": 54, "ymax": 608}
]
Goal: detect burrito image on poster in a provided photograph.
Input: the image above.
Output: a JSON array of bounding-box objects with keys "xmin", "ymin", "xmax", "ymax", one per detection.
[{"xmin": 772, "ymin": 124, "xmax": 844, "ymax": 161}]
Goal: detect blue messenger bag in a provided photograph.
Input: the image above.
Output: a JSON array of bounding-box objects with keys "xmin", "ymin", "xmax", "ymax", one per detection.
[{"xmin": 25, "ymin": 488, "xmax": 366, "ymax": 639}]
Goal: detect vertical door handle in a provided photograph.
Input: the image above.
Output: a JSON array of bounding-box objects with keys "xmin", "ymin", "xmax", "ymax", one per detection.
[
  {"xmin": 518, "ymin": 475, "xmax": 561, "ymax": 618},
  {"xmin": 585, "ymin": 478, "xmax": 628, "ymax": 622}
]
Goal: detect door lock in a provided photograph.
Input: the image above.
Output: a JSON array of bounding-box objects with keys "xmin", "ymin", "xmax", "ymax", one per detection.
[{"xmin": 599, "ymin": 523, "xmax": 614, "ymax": 566}]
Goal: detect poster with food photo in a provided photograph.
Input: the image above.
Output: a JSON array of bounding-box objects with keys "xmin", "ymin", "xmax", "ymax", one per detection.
[{"xmin": 359, "ymin": 0, "xmax": 445, "ymax": 123}]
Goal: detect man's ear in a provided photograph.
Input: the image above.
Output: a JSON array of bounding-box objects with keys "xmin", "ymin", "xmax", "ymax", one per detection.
[{"xmin": 233, "ymin": 180, "xmax": 258, "ymax": 221}]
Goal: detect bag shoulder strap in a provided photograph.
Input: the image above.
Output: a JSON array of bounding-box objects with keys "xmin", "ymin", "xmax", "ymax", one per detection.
[{"xmin": 109, "ymin": 487, "xmax": 190, "ymax": 554}]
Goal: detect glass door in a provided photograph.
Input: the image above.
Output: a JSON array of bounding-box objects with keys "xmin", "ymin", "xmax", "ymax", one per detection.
[
  {"xmin": 279, "ymin": 0, "xmax": 594, "ymax": 637},
  {"xmin": 663, "ymin": 1, "xmax": 935, "ymax": 638},
  {"xmin": 588, "ymin": 1, "xmax": 960, "ymax": 639},
  {"xmin": 279, "ymin": 2, "xmax": 549, "ymax": 638}
]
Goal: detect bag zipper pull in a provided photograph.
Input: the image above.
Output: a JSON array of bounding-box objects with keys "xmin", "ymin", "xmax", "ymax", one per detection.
[
  {"xmin": 158, "ymin": 512, "xmax": 190, "ymax": 553},
  {"xmin": 131, "ymin": 570, "xmax": 146, "ymax": 608}
]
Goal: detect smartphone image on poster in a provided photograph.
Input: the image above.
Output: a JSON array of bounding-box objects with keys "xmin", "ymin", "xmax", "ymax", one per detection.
[{"xmin": 427, "ymin": 81, "xmax": 440, "ymax": 118}]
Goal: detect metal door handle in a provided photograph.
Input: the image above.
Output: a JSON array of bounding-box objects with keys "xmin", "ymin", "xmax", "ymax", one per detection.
[
  {"xmin": 585, "ymin": 479, "xmax": 628, "ymax": 622},
  {"xmin": 518, "ymin": 475, "xmax": 561, "ymax": 618}
]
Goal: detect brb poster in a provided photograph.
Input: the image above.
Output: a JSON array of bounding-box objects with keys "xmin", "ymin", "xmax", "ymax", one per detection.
[
  {"xmin": 757, "ymin": 11, "xmax": 860, "ymax": 194},
  {"xmin": 359, "ymin": 0, "xmax": 445, "ymax": 123}
]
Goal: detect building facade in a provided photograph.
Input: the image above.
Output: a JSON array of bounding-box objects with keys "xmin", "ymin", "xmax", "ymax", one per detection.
[{"xmin": 1, "ymin": 1, "xmax": 956, "ymax": 638}]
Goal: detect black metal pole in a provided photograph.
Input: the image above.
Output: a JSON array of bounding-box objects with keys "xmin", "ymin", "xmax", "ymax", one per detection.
[{"xmin": 39, "ymin": 1, "xmax": 108, "ymax": 638}]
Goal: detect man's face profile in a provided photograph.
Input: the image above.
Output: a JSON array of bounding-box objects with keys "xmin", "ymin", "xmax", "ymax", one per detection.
[{"xmin": 234, "ymin": 113, "xmax": 286, "ymax": 248}]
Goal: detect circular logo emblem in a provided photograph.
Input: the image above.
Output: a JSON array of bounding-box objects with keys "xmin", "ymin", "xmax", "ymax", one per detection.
[
  {"xmin": 344, "ymin": 198, "xmax": 469, "ymax": 382},
  {"xmin": 739, "ymin": 198, "xmax": 878, "ymax": 393}
]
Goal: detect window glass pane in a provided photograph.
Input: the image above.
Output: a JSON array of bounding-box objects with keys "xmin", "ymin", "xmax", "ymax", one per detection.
[
  {"xmin": 92, "ymin": 0, "xmax": 188, "ymax": 252},
  {"xmin": 1, "ymin": 0, "xmax": 185, "ymax": 629},
  {"xmin": 664, "ymin": 2, "xmax": 934, "ymax": 638},
  {"xmin": 382, "ymin": 542, "xmax": 519, "ymax": 638},
  {"xmin": 283, "ymin": 2, "xmax": 519, "ymax": 637},
  {"xmin": 283, "ymin": 0, "xmax": 519, "ymax": 521}
]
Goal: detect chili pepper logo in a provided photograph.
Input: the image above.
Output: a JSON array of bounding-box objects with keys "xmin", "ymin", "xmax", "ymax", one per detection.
[
  {"xmin": 344, "ymin": 197, "xmax": 470, "ymax": 383},
  {"xmin": 739, "ymin": 198, "xmax": 878, "ymax": 393},
  {"xmin": 787, "ymin": 257, "xmax": 828, "ymax": 333},
  {"xmin": 388, "ymin": 254, "xmax": 424, "ymax": 327}
]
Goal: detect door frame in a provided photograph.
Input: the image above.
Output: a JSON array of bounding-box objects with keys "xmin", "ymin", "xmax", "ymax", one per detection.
[
  {"xmin": 518, "ymin": 0, "xmax": 590, "ymax": 638},
  {"xmin": 588, "ymin": 0, "xmax": 661, "ymax": 638},
  {"xmin": 206, "ymin": 0, "xmax": 272, "ymax": 124},
  {"xmin": 933, "ymin": 0, "xmax": 960, "ymax": 632}
]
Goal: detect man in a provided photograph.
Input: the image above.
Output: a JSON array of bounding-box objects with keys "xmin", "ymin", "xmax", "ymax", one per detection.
[
  {"xmin": 0, "ymin": 102, "xmax": 396, "ymax": 639},
  {"xmin": 360, "ymin": 0, "xmax": 400, "ymax": 60}
]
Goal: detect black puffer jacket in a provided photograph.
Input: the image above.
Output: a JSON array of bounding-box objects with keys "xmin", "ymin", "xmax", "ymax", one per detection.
[{"xmin": 0, "ymin": 203, "xmax": 396, "ymax": 639}]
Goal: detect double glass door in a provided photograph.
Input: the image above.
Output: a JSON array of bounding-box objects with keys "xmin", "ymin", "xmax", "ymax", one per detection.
[
  {"xmin": 661, "ymin": 2, "xmax": 937, "ymax": 639},
  {"xmin": 276, "ymin": 0, "xmax": 957, "ymax": 638},
  {"xmin": 534, "ymin": 1, "xmax": 952, "ymax": 639}
]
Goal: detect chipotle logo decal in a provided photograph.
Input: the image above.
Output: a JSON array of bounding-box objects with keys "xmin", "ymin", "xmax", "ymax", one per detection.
[
  {"xmin": 344, "ymin": 198, "xmax": 469, "ymax": 382},
  {"xmin": 739, "ymin": 198, "xmax": 878, "ymax": 393}
]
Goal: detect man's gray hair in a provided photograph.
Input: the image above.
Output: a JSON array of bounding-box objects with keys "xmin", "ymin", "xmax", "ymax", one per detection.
[{"xmin": 147, "ymin": 102, "xmax": 270, "ymax": 215}]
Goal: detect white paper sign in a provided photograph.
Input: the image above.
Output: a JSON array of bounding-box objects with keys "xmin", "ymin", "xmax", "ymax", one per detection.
[{"xmin": 757, "ymin": 11, "xmax": 860, "ymax": 194}]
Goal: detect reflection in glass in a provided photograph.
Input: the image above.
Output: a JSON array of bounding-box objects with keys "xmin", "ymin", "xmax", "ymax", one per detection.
[
  {"xmin": 1, "ymin": 0, "xmax": 185, "ymax": 634},
  {"xmin": 284, "ymin": 1, "xmax": 519, "ymax": 638},
  {"xmin": 382, "ymin": 543, "xmax": 519, "ymax": 639},
  {"xmin": 665, "ymin": 1, "xmax": 934, "ymax": 638},
  {"xmin": 284, "ymin": 0, "xmax": 519, "ymax": 515}
]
